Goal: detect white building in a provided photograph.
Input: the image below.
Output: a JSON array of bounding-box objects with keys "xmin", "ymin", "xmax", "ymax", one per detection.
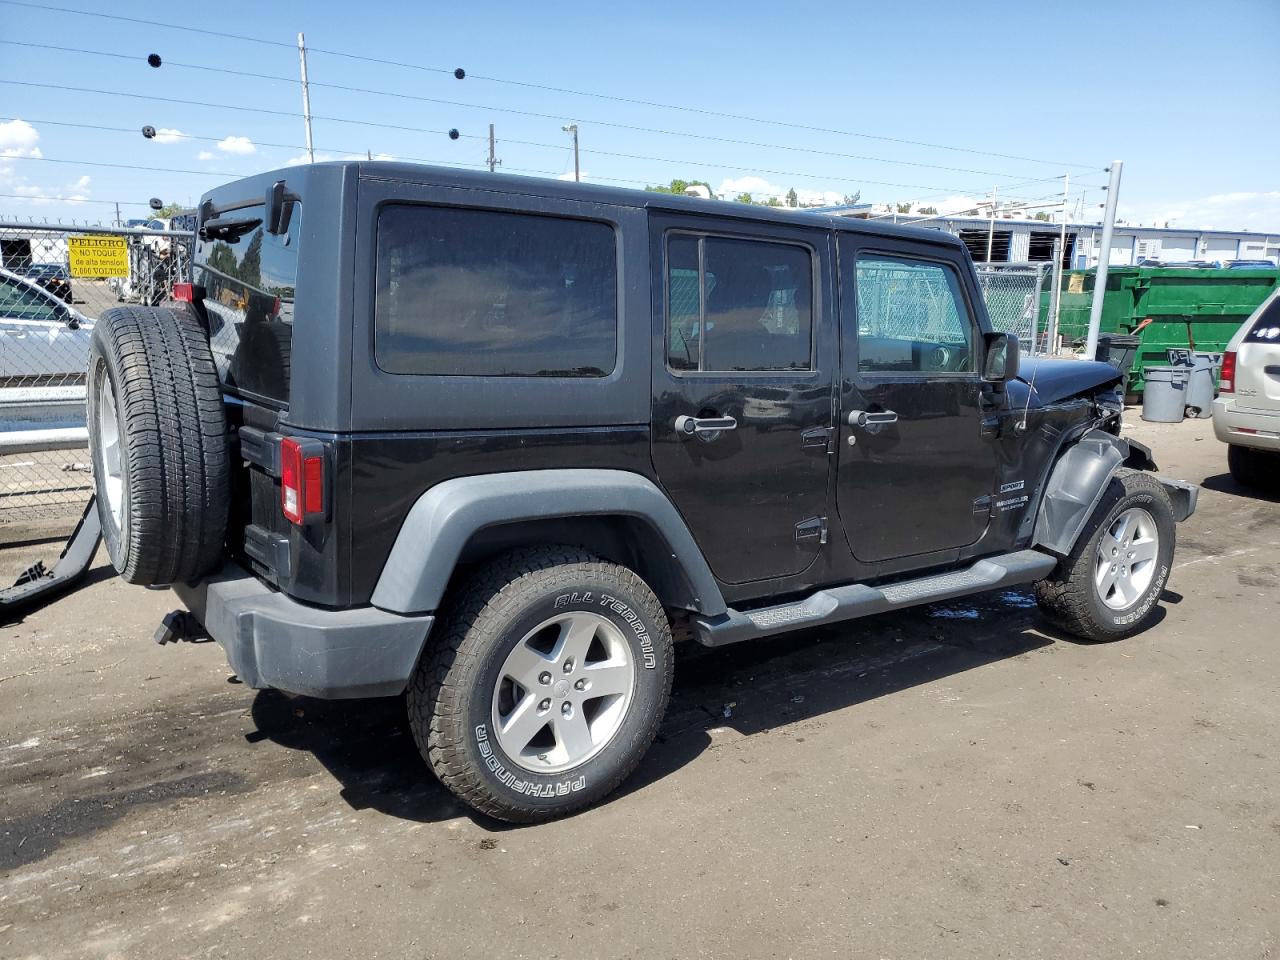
[{"xmin": 812, "ymin": 205, "xmax": 1280, "ymax": 268}]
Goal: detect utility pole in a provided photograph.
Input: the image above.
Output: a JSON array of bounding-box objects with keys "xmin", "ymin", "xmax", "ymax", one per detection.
[
  {"xmin": 297, "ymin": 33, "xmax": 315, "ymax": 164},
  {"xmin": 1084, "ymin": 161, "xmax": 1124, "ymax": 360},
  {"xmin": 1047, "ymin": 173, "xmax": 1070, "ymax": 355},
  {"xmin": 562, "ymin": 123, "xmax": 579, "ymax": 182},
  {"xmin": 985, "ymin": 185, "xmax": 998, "ymax": 264},
  {"xmin": 488, "ymin": 123, "xmax": 500, "ymax": 173},
  {"xmin": 114, "ymin": 202, "xmax": 121, "ymax": 228}
]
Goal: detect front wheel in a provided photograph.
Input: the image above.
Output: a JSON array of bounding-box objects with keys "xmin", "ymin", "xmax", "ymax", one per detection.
[
  {"xmin": 1034, "ymin": 470, "xmax": 1176, "ymax": 641},
  {"xmin": 408, "ymin": 547, "xmax": 674, "ymax": 823}
]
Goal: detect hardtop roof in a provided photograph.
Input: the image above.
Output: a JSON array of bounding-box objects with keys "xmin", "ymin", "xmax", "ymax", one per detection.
[{"xmin": 209, "ymin": 160, "xmax": 968, "ymax": 252}]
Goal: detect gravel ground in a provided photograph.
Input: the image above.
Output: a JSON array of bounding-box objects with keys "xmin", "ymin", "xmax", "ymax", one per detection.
[{"xmin": 1, "ymin": 415, "xmax": 1277, "ymax": 960}]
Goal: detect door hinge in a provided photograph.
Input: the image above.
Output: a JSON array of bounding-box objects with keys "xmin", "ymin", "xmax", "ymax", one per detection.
[
  {"xmin": 795, "ymin": 516, "xmax": 828, "ymax": 545},
  {"xmin": 801, "ymin": 426, "xmax": 835, "ymax": 454}
]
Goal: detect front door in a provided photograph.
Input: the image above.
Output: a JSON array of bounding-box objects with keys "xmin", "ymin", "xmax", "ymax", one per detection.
[
  {"xmin": 650, "ymin": 217, "xmax": 835, "ymax": 585},
  {"xmin": 835, "ymin": 237, "xmax": 999, "ymax": 564}
]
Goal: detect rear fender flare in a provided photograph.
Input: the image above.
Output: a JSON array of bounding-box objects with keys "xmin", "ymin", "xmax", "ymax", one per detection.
[{"xmin": 370, "ymin": 469, "xmax": 727, "ymax": 617}]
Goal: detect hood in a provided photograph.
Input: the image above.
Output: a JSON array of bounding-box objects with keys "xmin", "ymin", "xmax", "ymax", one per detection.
[{"xmin": 1017, "ymin": 358, "xmax": 1122, "ymax": 404}]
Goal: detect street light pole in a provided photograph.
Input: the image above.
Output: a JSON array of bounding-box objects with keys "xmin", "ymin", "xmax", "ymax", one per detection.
[
  {"xmin": 562, "ymin": 123, "xmax": 579, "ymax": 182},
  {"xmin": 1084, "ymin": 161, "xmax": 1124, "ymax": 360}
]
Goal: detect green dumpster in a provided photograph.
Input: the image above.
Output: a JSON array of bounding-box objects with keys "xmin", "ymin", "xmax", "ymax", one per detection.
[{"xmin": 1040, "ymin": 265, "xmax": 1280, "ymax": 393}]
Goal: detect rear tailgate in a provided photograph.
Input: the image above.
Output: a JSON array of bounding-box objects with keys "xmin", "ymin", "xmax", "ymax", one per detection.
[{"xmin": 1234, "ymin": 292, "xmax": 1280, "ymax": 412}]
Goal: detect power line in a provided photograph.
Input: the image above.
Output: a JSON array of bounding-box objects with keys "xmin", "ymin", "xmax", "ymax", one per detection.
[
  {"xmin": 0, "ymin": 2, "xmax": 1098, "ymax": 170},
  {"xmin": 5, "ymin": 112, "xmax": 1063, "ymax": 198},
  {"xmin": 2, "ymin": 81, "xmax": 1080, "ymax": 198},
  {"xmin": 0, "ymin": 193, "xmax": 152, "ymax": 206},
  {"xmin": 1, "ymin": 44, "xmax": 1068, "ymax": 183}
]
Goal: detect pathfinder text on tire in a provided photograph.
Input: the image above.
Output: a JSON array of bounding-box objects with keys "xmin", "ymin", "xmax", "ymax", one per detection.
[{"xmin": 92, "ymin": 161, "xmax": 1199, "ymax": 822}]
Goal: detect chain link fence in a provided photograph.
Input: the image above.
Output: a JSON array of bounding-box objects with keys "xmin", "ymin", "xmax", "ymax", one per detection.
[
  {"xmin": 1, "ymin": 222, "xmax": 194, "ymax": 551},
  {"xmin": 974, "ymin": 262, "xmax": 1051, "ymax": 355}
]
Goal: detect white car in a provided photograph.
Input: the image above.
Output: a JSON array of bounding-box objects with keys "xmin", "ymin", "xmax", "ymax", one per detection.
[
  {"xmin": 1213, "ymin": 288, "xmax": 1280, "ymax": 487},
  {"xmin": 0, "ymin": 267, "xmax": 93, "ymax": 382}
]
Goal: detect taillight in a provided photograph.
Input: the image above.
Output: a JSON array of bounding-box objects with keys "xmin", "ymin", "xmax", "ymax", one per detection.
[
  {"xmin": 280, "ymin": 437, "xmax": 326, "ymax": 524},
  {"xmin": 172, "ymin": 282, "xmax": 194, "ymax": 302},
  {"xmin": 1220, "ymin": 351, "xmax": 1236, "ymax": 393}
]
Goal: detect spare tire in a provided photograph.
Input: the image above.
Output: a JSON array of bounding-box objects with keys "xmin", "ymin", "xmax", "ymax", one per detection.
[{"xmin": 87, "ymin": 305, "xmax": 229, "ymax": 585}]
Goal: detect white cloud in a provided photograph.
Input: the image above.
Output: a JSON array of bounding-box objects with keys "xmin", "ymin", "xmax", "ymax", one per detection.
[
  {"xmin": 0, "ymin": 158, "xmax": 91, "ymax": 207},
  {"xmin": 216, "ymin": 135, "xmax": 256, "ymax": 155},
  {"xmin": 557, "ymin": 170, "xmax": 588, "ymax": 182},
  {"xmin": 0, "ymin": 118, "xmax": 42, "ymax": 158},
  {"xmin": 196, "ymin": 150, "xmax": 215, "ymax": 161},
  {"xmin": 1119, "ymin": 191, "xmax": 1280, "ymax": 231},
  {"xmin": 151, "ymin": 128, "xmax": 186, "ymax": 144}
]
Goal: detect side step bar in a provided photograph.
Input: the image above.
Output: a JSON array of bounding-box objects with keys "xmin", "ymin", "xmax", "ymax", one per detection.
[{"xmin": 693, "ymin": 550, "xmax": 1058, "ymax": 647}]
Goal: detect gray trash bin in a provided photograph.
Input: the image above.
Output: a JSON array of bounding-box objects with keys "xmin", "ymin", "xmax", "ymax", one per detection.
[
  {"xmin": 1167, "ymin": 349, "xmax": 1216, "ymax": 419},
  {"xmin": 1142, "ymin": 366, "xmax": 1189, "ymax": 422}
]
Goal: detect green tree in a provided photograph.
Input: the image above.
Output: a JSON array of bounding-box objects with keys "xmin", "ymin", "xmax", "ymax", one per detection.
[
  {"xmin": 239, "ymin": 230, "xmax": 263, "ymax": 288},
  {"xmin": 786, "ymin": 188, "xmax": 798, "ymax": 208},
  {"xmin": 734, "ymin": 192, "xmax": 756, "ymax": 204},
  {"xmin": 918, "ymin": 206, "xmax": 938, "ymax": 215},
  {"xmin": 154, "ymin": 202, "xmax": 188, "ymax": 218},
  {"xmin": 842, "ymin": 192, "xmax": 861, "ymax": 205},
  {"xmin": 896, "ymin": 202, "xmax": 913, "ymax": 214},
  {"xmin": 764, "ymin": 197, "xmax": 782, "ymax": 207},
  {"xmin": 1033, "ymin": 211, "xmax": 1051, "ymax": 221},
  {"xmin": 205, "ymin": 241, "xmax": 239, "ymax": 278}
]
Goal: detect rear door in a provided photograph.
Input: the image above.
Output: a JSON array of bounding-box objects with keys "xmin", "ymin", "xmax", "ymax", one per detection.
[
  {"xmin": 649, "ymin": 215, "xmax": 835, "ymax": 585},
  {"xmin": 835, "ymin": 236, "xmax": 999, "ymax": 563},
  {"xmin": 1234, "ymin": 291, "xmax": 1280, "ymax": 412}
]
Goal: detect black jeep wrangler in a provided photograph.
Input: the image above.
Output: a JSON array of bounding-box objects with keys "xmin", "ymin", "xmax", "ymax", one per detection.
[{"xmin": 87, "ymin": 162, "xmax": 1197, "ymax": 822}]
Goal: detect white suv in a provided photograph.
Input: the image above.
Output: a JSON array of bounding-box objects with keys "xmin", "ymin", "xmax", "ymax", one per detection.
[{"xmin": 1213, "ymin": 288, "xmax": 1280, "ymax": 487}]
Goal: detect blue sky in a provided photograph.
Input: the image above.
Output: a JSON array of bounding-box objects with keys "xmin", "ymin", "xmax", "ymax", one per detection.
[{"xmin": 2, "ymin": 0, "xmax": 1278, "ymax": 230}]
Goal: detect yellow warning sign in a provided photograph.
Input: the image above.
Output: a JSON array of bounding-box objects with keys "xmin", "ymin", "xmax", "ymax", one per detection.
[{"xmin": 68, "ymin": 235, "xmax": 130, "ymax": 278}]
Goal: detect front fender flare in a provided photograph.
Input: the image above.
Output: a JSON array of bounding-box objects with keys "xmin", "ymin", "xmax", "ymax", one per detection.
[
  {"xmin": 1031, "ymin": 430, "xmax": 1129, "ymax": 557},
  {"xmin": 370, "ymin": 469, "xmax": 727, "ymax": 617}
]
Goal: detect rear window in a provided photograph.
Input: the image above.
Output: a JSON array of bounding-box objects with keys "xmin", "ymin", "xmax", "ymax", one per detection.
[
  {"xmin": 373, "ymin": 204, "xmax": 618, "ymax": 377},
  {"xmin": 1244, "ymin": 294, "xmax": 1280, "ymax": 343},
  {"xmin": 195, "ymin": 204, "xmax": 300, "ymax": 405}
]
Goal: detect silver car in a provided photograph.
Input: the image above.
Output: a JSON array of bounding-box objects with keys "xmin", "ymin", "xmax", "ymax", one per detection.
[
  {"xmin": 1213, "ymin": 288, "xmax": 1280, "ymax": 486},
  {"xmin": 0, "ymin": 266, "xmax": 92, "ymax": 382}
]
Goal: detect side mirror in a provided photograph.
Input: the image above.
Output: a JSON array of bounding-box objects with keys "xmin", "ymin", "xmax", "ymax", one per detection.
[
  {"xmin": 982, "ymin": 331, "xmax": 1019, "ymax": 383},
  {"xmin": 265, "ymin": 180, "xmax": 299, "ymax": 236}
]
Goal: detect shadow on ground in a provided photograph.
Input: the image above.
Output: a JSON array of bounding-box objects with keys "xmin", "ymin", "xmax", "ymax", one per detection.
[{"xmin": 246, "ymin": 587, "xmax": 1122, "ymax": 829}]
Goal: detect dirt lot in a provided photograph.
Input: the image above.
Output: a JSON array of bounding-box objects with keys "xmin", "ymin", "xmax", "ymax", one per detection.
[{"xmin": 1, "ymin": 416, "xmax": 1277, "ymax": 960}]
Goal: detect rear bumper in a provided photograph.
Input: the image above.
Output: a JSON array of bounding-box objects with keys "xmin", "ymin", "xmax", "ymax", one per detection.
[
  {"xmin": 1213, "ymin": 398, "xmax": 1280, "ymax": 452},
  {"xmin": 174, "ymin": 562, "xmax": 434, "ymax": 699}
]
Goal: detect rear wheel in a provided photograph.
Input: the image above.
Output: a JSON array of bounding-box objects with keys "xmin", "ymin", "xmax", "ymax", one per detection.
[
  {"xmin": 1034, "ymin": 471, "xmax": 1175, "ymax": 641},
  {"xmin": 1228, "ymin": 444, "xmax": 1276, "ymax": 489},
  {"xmin": 407, "ymin": 546, "xmax": 673, "ymax": 823}
]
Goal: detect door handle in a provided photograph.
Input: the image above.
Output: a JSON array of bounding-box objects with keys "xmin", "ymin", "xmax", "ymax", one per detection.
[
  {"xmin": 847, "ymin": 409, "xmax": 898, "ymax": 427},
  {"xmin": 675, "ymin": 414, "xmax": 738, "ymax": 437}
]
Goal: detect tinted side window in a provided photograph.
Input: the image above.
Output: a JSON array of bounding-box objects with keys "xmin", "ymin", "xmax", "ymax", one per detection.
[
  {"xmin": 853, "ymin": 255, "xmax": 974, "ymax": 374},
  {"xmin": 665, "ymin": 234, "xmax": 812, "ymax": 372},
  {"xmin": 196, "ymin": 203, "xmax": 301, "ymax": 404},
  {"xmin": 0, "ymin": 276, "xmax": 60, "ymax": 322},
  {"xmin": 374, "ymin": 205, "xmax": 618, "ymax": 378}
]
